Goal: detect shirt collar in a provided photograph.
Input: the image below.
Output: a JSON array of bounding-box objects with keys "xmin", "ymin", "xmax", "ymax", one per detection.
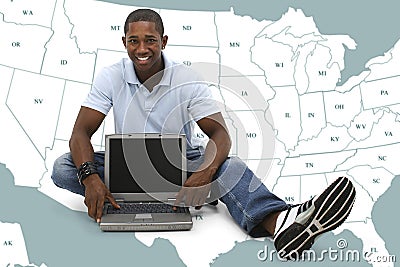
[
  {"xmin": 123, "ymin": 52, "xmax": 173, "ymax": 87},
  {"xmin": 158, "ymin": 52, "xmax": 173, "ymax": 86},
  {"xmin": 123, "ymin": 57, "xmax": 139, "ymax": 85}
]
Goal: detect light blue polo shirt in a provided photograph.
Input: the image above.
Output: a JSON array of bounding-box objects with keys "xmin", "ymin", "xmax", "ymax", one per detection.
[{"xmin": 82, "ymin": 53, "xmax": 221, "ymax": 151}]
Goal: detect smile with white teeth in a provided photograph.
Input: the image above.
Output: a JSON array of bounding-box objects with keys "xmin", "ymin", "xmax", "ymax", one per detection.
[{"xmin": 137, "ymin": 56, "xmax": 150, "ymax": 61}]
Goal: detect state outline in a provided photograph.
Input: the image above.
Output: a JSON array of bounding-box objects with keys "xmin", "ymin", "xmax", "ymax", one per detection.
[
  {"xmin": 342, "ymin": 109, "xmax": 400, "ymax": 151},
  {"xmin": 283, "ymin": 149, "xmax": 357, "ymax": 176},
  {"xmin": 0, "ymin": 11, "xmax": 53, "ymax": 30},
  {"xmin": 359, "ymin": 75, "xmax": 400, "ymax": 113},
  {"xmin": 345, "ymin": 107, "xmax": 385, "ymax": 143},
  {"xmin": 251, "ymin": 34, "xmax": 297, "ymax": 88},
  {"xmin": 269, "ymin": 26, "xmax": 325, "ymax": 51},
  {"xmin": 62, "ymin": 0, "xmax": 98, "ymax": 56},
  {"xmin": 303, "ymin": 43, "xmax": 342, "ymax": 95},
  {"xmin": 297, "ymin": 91, "xmax": 327, "ymax": 141},
  {"xmin": 268, "ymin": 94, "xmax": 302, "ymax": 153},
  {"xmin": 343, "ymin": 164, "xmax": 396, "ymax": 204},
  {"xmin": 40, "ymin": 0, "xmax": 98, "ymax": 83},
  {"xmin": 322, "ymin": 83, "xmax": 363, "ymax": 128},
  {"xmin": 5, "ymin": 70, "xmax": 66, "ymax": 162},
  {"xmin": 336, "ymin": 141, "xmax": 400, "ymax": 174}
]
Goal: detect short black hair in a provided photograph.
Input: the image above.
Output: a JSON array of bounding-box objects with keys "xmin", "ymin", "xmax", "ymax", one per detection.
[{"xmin": 124, "ymin": 9, "xmax": 164, "ymax": 36}]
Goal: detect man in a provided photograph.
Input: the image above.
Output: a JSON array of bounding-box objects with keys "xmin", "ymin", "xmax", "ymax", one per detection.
[{"xmin": 52, "ymin": 9, "xmax": 356, "ymax": 259}]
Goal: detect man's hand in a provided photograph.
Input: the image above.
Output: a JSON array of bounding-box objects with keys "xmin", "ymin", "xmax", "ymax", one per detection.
[
  {"xmin": 174, "ymin": 166, "xmax": 217, "ymax": 210},
  {"xmin": 175, "ymin": 113, "xmax": 230, "ymax": 210},
  {"xmin": 82, "ymin": 174, "xmax": 120, "ymax": 222}
]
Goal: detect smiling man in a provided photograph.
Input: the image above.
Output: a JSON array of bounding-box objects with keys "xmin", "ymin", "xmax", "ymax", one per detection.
[
  {"xmin": 51, "ymin": 9, "xmax": 356, "ymax": 259},
  {"xmin": 123, "ymin": 16, "xmax": 167, "ymax": 86}
]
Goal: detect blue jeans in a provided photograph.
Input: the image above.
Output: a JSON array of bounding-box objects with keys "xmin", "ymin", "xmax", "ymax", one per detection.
[{"xmin": 51, "ymin": 149, "xmax": 288, "ymax": 237}]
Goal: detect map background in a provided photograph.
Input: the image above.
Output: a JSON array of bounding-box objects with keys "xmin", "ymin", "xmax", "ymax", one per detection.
[{"xmin": 0, "ymin": 0, "xmax": 399, "ymax": 266}]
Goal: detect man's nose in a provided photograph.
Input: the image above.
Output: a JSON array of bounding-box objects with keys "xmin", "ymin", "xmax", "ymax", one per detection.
[{"xmin": 137, "ymin": 41, "xmax": 148, "ymax": 53}]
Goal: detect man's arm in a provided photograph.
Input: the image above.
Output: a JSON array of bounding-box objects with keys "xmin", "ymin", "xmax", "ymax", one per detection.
[
  {"xmin": 175, "ymin": 112, "xmax": 231, "ymax": 208},
  {"xmin": 70, "ymin": 107, "xmax": 119, "ymax": 222}
]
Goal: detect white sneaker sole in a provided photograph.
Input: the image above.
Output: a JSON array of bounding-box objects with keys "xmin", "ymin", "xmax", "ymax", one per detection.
[{"xmin": 274, "ymin": 176, "xmax": 356, "ymax": 260}]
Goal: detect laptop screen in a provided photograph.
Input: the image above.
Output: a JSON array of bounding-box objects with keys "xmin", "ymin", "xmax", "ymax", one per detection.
[{"xmin": 108, "ymin": 137, "xmax": 184, "ymax": 194}]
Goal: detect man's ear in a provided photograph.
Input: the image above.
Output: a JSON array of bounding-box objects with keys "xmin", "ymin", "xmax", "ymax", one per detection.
[
  {"xmin": 122, "ymin": 36, "xmax": 127, "ymax": 49},
  {"xmin": 162, "ymin": 35, "xmax": 168, "ymax": 49}
]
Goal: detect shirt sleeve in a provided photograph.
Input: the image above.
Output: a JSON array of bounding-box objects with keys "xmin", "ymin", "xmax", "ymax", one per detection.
[
  {"xmin": 81, "ymin": 68, "xmax": 113, "ymax": 115},
  {"xmin": 187, "ymin": 82, "xmax": 221, "ymax": 122}
]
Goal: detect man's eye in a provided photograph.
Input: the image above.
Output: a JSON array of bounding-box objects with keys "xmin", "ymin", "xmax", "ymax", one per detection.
[
  {"xmin": 128, "ymin": 39, "xmax": 138, "ymax": 44},
  {"xmin": 147, "ymin": 39, "xmax": 157, "ymax": 43}
]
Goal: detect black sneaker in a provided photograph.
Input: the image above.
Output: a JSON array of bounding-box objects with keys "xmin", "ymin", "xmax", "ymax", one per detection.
[{"xmin": 274, "ymin": 176, "xmax": 356, "ymax": 260}]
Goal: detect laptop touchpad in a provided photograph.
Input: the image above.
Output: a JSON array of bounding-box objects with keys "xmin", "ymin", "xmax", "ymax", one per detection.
[{"xmin": 134, "ymin": 214, "xmax": 153, "ymax": 221}]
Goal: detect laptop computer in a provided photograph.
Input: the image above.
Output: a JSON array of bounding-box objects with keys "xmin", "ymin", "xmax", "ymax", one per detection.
[{"xmin": 100, "ymin": 133, "xmax": 193, "ymax": 231}]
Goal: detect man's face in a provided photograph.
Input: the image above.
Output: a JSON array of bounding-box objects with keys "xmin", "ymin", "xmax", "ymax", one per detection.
[{"xmin": 122, "ymin": 21, "xmax": 168, "ymax": 80}]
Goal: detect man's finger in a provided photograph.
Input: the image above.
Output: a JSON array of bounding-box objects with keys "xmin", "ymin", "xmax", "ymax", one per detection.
[
  {"xmin": 95, "ymin": 198, "xmax": 104, "ymax": 223},
  {"xmin": 192, "ymin": 193, "xmax": 203, "ymax": 207},
  {"xmin": 199, "ymin": 191, "xmax": 208, "ymax": 207},
  {"xmin": 184, "ymin": 188, "xmax": 195, "ymax": 207},
  {"xmin": 174, "ymin": 188, "xmax": 185, "ymax": 206},
  {"xmin": 87, "ymin": 199, "xmax": 96, "ymax": 219},
  {"xmin": 173, "ymin": 188, "xmax": 187, "ymax": 211},
  {"xmin": 107, "ymin": 193, "xmax": 120, "ymax": 209}
]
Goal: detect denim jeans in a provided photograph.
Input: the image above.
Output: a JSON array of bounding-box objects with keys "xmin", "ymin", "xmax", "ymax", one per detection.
[{"xmin": 51, "ymin": 149, "xmax": 288, "ymax": 237}]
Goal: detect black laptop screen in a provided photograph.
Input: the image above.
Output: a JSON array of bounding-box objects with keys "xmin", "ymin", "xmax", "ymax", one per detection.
[{"xmin": 108, "ymin": 137, "xmax": 184, "ymax": 193}]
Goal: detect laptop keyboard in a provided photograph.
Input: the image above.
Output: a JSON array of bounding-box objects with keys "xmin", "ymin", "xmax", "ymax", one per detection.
[{"xmin": 106, "ymin": 203, "xmax": 188, "ymax": 214}]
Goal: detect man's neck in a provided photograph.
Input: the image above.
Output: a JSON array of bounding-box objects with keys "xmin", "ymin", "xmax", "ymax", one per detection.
[{"xmin": 136, "ymin": 58, "xmax": 165, "ymax": 92}]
